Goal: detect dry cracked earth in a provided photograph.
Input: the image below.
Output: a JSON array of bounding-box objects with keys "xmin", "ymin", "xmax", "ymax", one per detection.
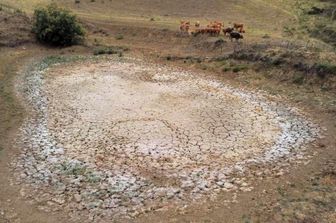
[{"xmin": 12, "ymin": 57, "xmax": 321, "ymax": 222}]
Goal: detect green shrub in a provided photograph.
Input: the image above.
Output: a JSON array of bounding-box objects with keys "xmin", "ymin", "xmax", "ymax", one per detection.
[{"xmin": 32, "ymin": 4, "xmax": 85, "ymax": 46}]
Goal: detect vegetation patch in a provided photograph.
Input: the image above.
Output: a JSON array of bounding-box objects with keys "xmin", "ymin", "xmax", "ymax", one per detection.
[
  {"xmin": 291, "ymin": 0, "xmax": 336, "ymax": 48},
  {"xmin": 313, "ymin": 62, "xmax": 336, "ymax": 78},
  {"xmin": 293, "ymin": 73, "xmax": 305, "ymax": 85},
  {"xmin": 115, "ymin": 34, "xmax": 124, "ymax": 40},
  {"xmin": 218, "ymin": 49, "xmax": 336, "ymax": 79},
  {"xmin": 93, "ymin": 45, "xmax": 129, "ymax": 56},
  {"xmin": 32, "ymin": 4, "xmax": 85, "ymax": 46},
  {"xmin": 221, "ymin": 62, "xmax": 249, "ymax": 73},
  {"xmin": 310, "ymin": 24, "xmax": 336, "ymax": 48},
  {"xmin": 41, "ymin": 55, "xmax": 89, "ymax": 67},
  {"xmin": 165, "ymin": 55, "xmax": 204, "ymax": 63}
]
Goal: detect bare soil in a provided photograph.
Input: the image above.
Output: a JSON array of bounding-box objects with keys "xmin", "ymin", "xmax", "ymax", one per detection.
[{"xmin": 0, "ymin": 10, "xmax": 33, "ymax": 47}]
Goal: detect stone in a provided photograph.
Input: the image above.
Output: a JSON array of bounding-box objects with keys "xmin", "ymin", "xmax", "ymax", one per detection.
[
  {"xmin": 223, "ymin": 182, "xmax": 234, "ymax": 190},
  {"xmin": 73, "ymin": 194, "xmax": 81, "ymax": 203},
  {"xmin": 52, "ymin": 197, "xmax": 65, "ymax": 205}
]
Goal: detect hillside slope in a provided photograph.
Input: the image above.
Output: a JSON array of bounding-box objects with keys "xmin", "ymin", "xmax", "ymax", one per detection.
[{"xmin": 1, "ymin": 0, "xmax": 294, "ymax": 34}]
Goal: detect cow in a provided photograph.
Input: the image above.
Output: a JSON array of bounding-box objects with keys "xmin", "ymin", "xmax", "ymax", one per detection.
[
  {"xmin": 180, "ymin": 21, "xmax": 191, "ymax": 32},
  {"xmin": 192, "ymin": 21, "xmax": 222, "ymax": 36},
  {"xmin": 208, "ymin": 21, "xmax": 223, "ymax": 29},
  {"xmin": 233, "ymin": 23, "xmax": 245, "ymax": 33},
  {"xmin": 223, "ymin": 27, "xmax": 234, "ymax": 36},
  {"xmin": 229, "ymin": 32, "xmax": 243, "ymax": 41},
  {"xmin": 206, "ymin": 21, "xmax": 223, "ymax": 36},
  {"xmin": 195, "ymin": 21, "xmax": 200, "ymax": 27}
]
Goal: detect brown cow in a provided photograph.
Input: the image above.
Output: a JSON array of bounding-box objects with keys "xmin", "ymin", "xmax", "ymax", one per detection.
[
  {"xmin": 191, "ymin": 21, "xmax": 223, "ymax": 36},
  {"xmin": 195, "ymin": 21, "xmax": 200, "ymax": 27},
  {"xmin": 208, "ymin": 21, "xmax": 223, "ymax": 29},
  {"xmin": 233, "ymin": 23, "xmax": 245, "ymax": 33},
  {"xmin": 223, "ymin": 27, "xmax": 234, "ymax": 36},
  {"xmin": 233, "ymin": 23, "xmax": 243, "ymax": 29},
  {"xmin": 206, "ymin": 21, "xmax": 223, "ymax": 36},
  {"xmin": 180, "ymin": 21, "xmax": 191, "ymax": 32}
]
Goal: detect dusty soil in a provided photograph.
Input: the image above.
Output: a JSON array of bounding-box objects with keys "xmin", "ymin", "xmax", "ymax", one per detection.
[{"xmin": 0, "ymin": 10, "xmax": 33, "ymax": 47}]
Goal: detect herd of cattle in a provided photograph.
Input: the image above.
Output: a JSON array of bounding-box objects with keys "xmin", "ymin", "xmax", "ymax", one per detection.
[{"xmin": 180, "ymin": 21, "xmax": 244, "ymax": 41}]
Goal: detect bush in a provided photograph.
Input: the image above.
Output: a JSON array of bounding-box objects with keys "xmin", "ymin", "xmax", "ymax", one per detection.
[{"xmin": 33, "ymin": 4, "xmax": 85, "ymax": 46}]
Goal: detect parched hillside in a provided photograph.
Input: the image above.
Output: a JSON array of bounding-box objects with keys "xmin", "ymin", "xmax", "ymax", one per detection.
[
  {"xmin": 2, "ymin": 0, "xmax": 335, "ymax": 46},
  {"xmin": 1, "ymin": 0, "xmax": 294, "ymax": 34}
]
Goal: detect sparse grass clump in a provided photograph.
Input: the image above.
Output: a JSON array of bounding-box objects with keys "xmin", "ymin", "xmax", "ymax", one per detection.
[
  {"xmin": 15, "ymin": 8, "xmax": 24, "ymax": 14},
  {"xmin": 293, "ymin": 73, "xmax": 305, "ymax": 85},
  {"xmin": 313, "ymin": 62, "xmax": 336, "ymax": 78},
  {"xmin": 310, "ymin": 23, "xmax": 336, "ymax": 48},
  {"xmin": 232, "ymin": 64, "xmax": 248, "ymax": 73},
  {"xmin": 291, "ymin": 0, "xmax": 336, "ymax": 48},
  {"xmin": 33, "ymin": 4, "xmax": 85, "ymax": 46},
  {"xmin": 93, "ymin": 46, "xmax": 129, "ymax": 56},
  {"xmin": 222, "ymin": 63, "xmax": 248, "ymax": 73},
  {"xmin": 115, "ymin": 34, "xmax": 124, "ymax": 40},
  {"xmin": 262, "ymin": 34, "xmax": 270, "ymax": 39}
]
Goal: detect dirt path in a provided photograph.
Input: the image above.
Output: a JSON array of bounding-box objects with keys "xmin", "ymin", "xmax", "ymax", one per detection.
[{"xmin": 10, "ymin": 56, "xmax": 324, "ymax": 222}]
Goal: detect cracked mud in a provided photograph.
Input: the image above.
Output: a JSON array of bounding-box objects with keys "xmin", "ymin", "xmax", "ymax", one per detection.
[{"xmin": 13, "ymin": 57, "xmax": 320, "ymax": 221}]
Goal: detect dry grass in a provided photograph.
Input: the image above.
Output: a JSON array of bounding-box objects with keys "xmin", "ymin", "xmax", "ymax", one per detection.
[{"xmin": 0, "ymin": 0, "xmax": 297, "ymax": 35}]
